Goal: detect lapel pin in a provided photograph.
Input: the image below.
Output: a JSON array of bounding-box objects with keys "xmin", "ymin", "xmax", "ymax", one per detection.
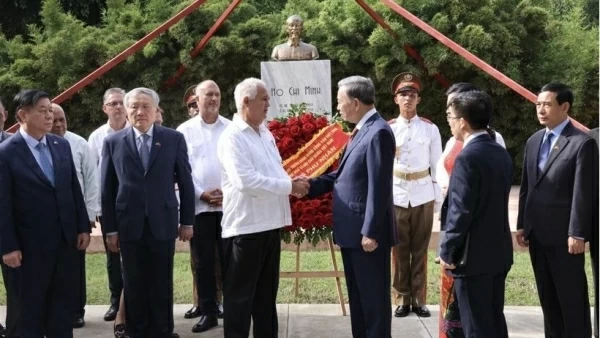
[
  {"xmin": 53, "ymin": 141, "xmax": 58, "ymax": 145},
  {"xmin": 155, "ymin": 142, "xmax": 161, "ymax": 147},
  {"xmin": 553, "ymin": 146, "xmax": 559, "ymax": 150}
]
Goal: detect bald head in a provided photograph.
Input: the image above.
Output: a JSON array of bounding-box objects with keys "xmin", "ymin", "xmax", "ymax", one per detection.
[
  {"xmin": 194, "ymin": 80, "xmax": 221, "ymax": 121},
  {"xmin": 51, "ymin": 103, "xmax": 67, "ymax": 137}
]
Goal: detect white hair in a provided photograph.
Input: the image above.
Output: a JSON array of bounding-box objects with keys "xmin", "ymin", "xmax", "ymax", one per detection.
[
  {"xmin": 234, "ymin": 78, "xmax": 266, "ymax": 112},
  {"xmin": 102, "ymin": 88, "xmax": 126, "ymax": 104},
  {"xmin": 124, "ymin": 87, "xmax": 160, "ymax": 107}
]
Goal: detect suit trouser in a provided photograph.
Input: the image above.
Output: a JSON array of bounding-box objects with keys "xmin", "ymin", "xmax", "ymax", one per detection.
[
  {"xmin": 20, "ymin": 239, "xmax": 79, "ymax": 338},
  {"xmin": 454, "ymin": 272, "xmax": 508, "ymax": 338},
  {"xmin": 74, "ymin": 250, "xmax": 86, "ymax": 318},
  {"xmin": 392, "ymin": 201, "xmax": 434, "ymax": 306},
  {"xmin": 191, "ymin": 212, "xmax": 224, "ymax": 315},
  {"xmin": 529, "ymin": 234, "xmax": 591, "ymax": 338},
  {"xmin": 1, "ymin": 262, "xmax": 20, "ymax": 337},
  {"xmin": 222, "ymin": 229, "xmax": 280, "ymax": 338},
  {"xmin": 341, "ymin": 246, "xmax": 392, "ymax": 338},
  {"xmin": 120, "ymin": 221, "xmax": 175, "ymax": 338},
  {"xmin": 98, "ymin": 216, "xmax": 123, "ymax": 308}
]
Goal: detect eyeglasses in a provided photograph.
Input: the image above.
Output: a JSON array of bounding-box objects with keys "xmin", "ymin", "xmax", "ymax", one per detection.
[
  {"xmin": 446, "ymin": 115, "xmax": 461, "ymax": 120},
  {"xmin": 104, "ymin": 101, "xmax": 124, "ymax": 107},
  {"xmin": 187, "ymin": 102, "xmax": 198, "ymax": 110}
]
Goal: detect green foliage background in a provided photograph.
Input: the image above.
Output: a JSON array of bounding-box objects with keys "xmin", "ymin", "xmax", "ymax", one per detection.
[{"xmin": 0, "ymin": 0, "xmax": 597, "ymax": 182}]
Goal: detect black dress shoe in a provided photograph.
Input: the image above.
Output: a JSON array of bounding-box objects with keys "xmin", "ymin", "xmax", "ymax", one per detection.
[
  {"xmin": 191, "ymin": 315, "xmax": 218, "ymax": 333},
  {"xmin": 412, "ymin": 305, "xmax": 431, "ymax": 317},
  {"xmin": 217, "ymin": 303, "xmax": 224, "ymax": 319},
  {"xmin": 114, "ymin": 323, "xmax": 128, "ymax": 338},
  {"xmin": 394, "ymin": 305, "xmax": 410, "ymax": 317},
  {"xmin": 170, "ymin": 334, "xmax": 180, "ymax": 338},
  {"xmin": 72, "ymin": 317, "xmax": 85, "ymax": 328},
  {"xmin": 184, "ymin": 306, "xmax": 202, "ymax": 319},
  {"xmin": 104, "ymin": 306, "xmax": 118, "ymax": 321}
]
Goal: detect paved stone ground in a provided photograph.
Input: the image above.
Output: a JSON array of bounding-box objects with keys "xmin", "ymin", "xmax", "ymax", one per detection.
[{"xmin": 0, "ymin": 304, "xmax": 564, "ymax": 338}]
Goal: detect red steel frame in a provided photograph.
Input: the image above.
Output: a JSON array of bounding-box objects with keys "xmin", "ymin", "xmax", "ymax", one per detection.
[{"xmin": 6, "ymin": 0, "xmax": 587, "ymax": 133}]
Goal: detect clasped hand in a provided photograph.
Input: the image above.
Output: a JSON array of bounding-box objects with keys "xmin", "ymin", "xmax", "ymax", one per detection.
[
  {"xmin": 291, "ymin": 176, "xmax": 310, "ymax": 198},
  {"xmin": 201, "ymin": 189, "xmax": 223, "ymax": 206}
]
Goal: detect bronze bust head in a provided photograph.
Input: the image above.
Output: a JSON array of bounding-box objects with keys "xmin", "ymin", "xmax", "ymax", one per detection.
[{"xmin": 271, "ymin": 15, "xmax": 319, "ymax": 61}]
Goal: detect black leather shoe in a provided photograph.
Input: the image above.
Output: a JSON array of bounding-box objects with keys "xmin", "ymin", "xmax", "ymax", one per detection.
[
  {"xmin": 217, "ymin": 303, "xmax": 224, "ymax": 319},
  {"xmin": 412, "ymin": 305, "xmax": 431, "ymax": 317},
  {"xmin": 191, "ymin": 315, "xmax": 218, "ymax": 333},
  {"xmin": 114, "ymin": 323, "xmax": 128, "ymax": 338},
  {"xmin": 184, "ymin": 306, "xmax": 202, "ymax": 319},
  {"xmin": 72, "ymin": 316, "xmax": 85, "ymax": 328},
  {"xmin": 170, "ymin": 334, "xmax": 180, "ymax": 338},
  {"xmin": 104, "ymin": 305, "xmax": 118, "ymax": 321},
  {"xmin": 394, "ymin": 305, "xmax": 410, "ymax": 317}
]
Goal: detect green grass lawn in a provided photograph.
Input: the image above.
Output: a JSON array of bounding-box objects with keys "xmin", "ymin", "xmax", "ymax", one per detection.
[{"xmin": 0, "ymin": 250, "xmax": 593, "ymax": 306}]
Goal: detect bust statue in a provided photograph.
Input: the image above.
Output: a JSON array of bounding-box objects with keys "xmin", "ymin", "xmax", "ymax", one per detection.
[{"xmin": 271, "ymin": 15, "xmax": 319, "ymax": 61}]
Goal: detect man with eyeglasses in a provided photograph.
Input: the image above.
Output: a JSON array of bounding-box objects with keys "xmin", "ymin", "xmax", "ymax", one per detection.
[
  {"xmin": 389, "ymin": 72, "xmax": 443, "ymax": 319},
  {"xmin": 88, "ymin": 87, "xmax": 129, "ymax": 322}
]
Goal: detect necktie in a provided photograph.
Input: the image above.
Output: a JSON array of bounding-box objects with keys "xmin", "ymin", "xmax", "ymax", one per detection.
[
  {"xmin": 341, "ymin": 129, "xmax": 358, "ymax": 158},
  {"xmin": 538, "ymin": 132, "xmax": 554, "ymax": 171},
  {"xmin": 35, "ymin": 143, "xmax": 55, "ymax": 186},
  {"xmin": 139, "ymin": 133, "xmax": 150, "ymax": 171}
]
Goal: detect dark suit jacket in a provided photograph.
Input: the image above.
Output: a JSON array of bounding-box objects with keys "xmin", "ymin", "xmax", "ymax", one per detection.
[
  {"xmin": 440, "ymin": 134, "xmax": 513, "ymax": 277},
  {"xmin": 308, "ymin": 113, "xmax": 398, "ymax": 248},
  {"xmin": 0, "ymin": 132, "xmax": 90, "ymax": 254},
  {"xmin": 101, "ymin": 125, "xmax": 195, "ymax": 242},
  {"xmin": 517, "ymin": 122, "xmax": 599, "ymax": 246}
]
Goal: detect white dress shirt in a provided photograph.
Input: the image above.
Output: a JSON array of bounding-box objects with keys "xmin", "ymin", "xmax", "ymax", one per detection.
[
  {"xmin": 20, "ymin": 128, "xmax": 53, "ymax": 169},
  {"xmin": 178, "ymin": 115, "xmax": 231, "ymax": 215},
  {"xmin": 355, "ymin": 108, "xmax": 378, "ymax": 130},
  {"xmin": 436, "ymin": 130, "xmax": 506, "ymax": 195},
  {"xmin": 88, "ymin": 121, "xmax": 130, "ymax": 216},
  {"xmin": 217, "ymin": 114, "xmax": 292, "ymax": 238},
  {"xmin": 390, "ymin": 115, "xmax": 443, "ymax": 209},
  {"xmin": 132, "ymin": 124, "xmax": 154, "ymax": 154},
  {"xmin": 64, "ymin": 131, "xmax": 100, "ymax": 222}
]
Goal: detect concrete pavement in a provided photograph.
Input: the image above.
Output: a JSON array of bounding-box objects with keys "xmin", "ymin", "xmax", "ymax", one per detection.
[{"xmin": 0, "ymin": 304, "xmax": 557, "ymax": 338}]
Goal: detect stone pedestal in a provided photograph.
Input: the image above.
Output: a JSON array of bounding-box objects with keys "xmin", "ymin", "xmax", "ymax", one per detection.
[{"xmin": 261, "ymin": 60, "xmax": 332, "ymax": 120}]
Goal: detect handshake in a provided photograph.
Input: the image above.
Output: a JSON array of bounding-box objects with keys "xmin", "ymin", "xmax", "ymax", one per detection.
[{"xmin": 291, "ymin": 176, "xmax": 311, "ymax": 198}]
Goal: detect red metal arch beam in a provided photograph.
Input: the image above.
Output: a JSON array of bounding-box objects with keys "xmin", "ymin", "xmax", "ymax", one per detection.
[
  {"xmin": 380, "ymin": 0, "xmax": 587, "ymax": 130},
  {"xmin": 354, "ymin": 0, "xmax": 451, "ymax": 89},
  {"xmin": 7, "ymin": 0, "xmax": 209, "ymax": 133}
]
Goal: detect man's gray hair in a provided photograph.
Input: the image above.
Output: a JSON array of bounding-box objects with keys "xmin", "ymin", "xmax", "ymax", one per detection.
[
  {"xmin": 234, "ymin": 78, "xmax": 266, "ymax": 112},
  {"xmin": 124, "ymin": 87, "xmax": 160, "ymax": 107},
  {"xmin": 102, "ymin": 88, "xmax": 126, "ymax": 104},
  {"xmin": 286, "ymin": 15, "xmax": 303, "ymax": 24},
  {"xmin": 338, "ymin": 76, "xmax": 376, "ymax": 105}
]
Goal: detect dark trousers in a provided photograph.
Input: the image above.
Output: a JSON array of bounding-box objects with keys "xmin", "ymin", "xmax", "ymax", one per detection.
[
  {"xmin": 120, "ymin": 221, "xmax": 176, "ymax": 338},
  {"xmin": 223, "ymin": 229, "xmax": 280, "ymax": 338},
  {"xmin": 99, "ymin": 216, "xmax": 123, "ymax": 308},
  {"xmin": 529, "ymin": 235, "xmax": 592, "ymax": 338},
  {"xmin": 1, "ymin": 263, "xmax": 20, "ymax": 337},
  {"xmin": 454, "ymin": 272, "xmax": 508, "ymax": 338},
  {"xmin": 74, "ymin": 250, "xmax": 86, "ymax": 318},
  {"xmin": 341, "ymin": 246, "xmax": 392, "ymax": 338},
  {"xmin": 191, "ymin": 212, "xmax": 223, "ymax": 315},
  {"xmin": 20, "ymin": 240, "xmax": 79, "ymax": 338}
]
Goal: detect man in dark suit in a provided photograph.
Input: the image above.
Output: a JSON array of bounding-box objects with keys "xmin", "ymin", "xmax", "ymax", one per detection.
[
  {"xmin": 0, "ymin": 98, "xmax": 16, "ymax": 338},
  {"xmin": 306, "ymin": 76, "xmax": 397, "ymax": 338},
  {"xmin": 589, "ymin": 127, "xmax": 599, "ymax": 338},
  {"xmin": 439, "ymin": 91, "xmax": 513, "ymax": 338},
  {"xmin": 0, "ymin": 89, "xmax": 91, "ymax": 338},
  {"xmin": 101, "ymin": 87, "xmax": 195, "ymax": 338},
  {"xmin": 517, "ymin": 83, "xmax": 597, "ymax": 338}
]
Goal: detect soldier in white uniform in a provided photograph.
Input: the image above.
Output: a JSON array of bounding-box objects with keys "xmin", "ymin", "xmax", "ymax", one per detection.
[{"xmin": 390, "ymin": 72, "xmax": 443, "ymax": 318}]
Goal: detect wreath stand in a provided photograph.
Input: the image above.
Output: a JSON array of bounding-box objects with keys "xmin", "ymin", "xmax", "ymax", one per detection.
[{"xmin": 279, "ymin": 234, "xmax": 347, "ymax": 316}]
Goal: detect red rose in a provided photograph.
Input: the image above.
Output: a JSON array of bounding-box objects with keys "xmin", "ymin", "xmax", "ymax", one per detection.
[
  {"xmin": 276, "ymin": 127, "xmax": 290, "ymax": 139},
  {"xmin": 302, "ymin": 123, "xmax": 316, "ymax": 133},
  {"xmin": 303, "ymin": 207, "xmax": 316, "ymax": 216},
  {"xmin": 300, "ymin": 113, "xmax": 315, "ymax": 123},
  {"xmin": 287, "ymin": 117, "xmax": 301, "ymax": 127},
  {"xmin": 319, "ymin": 206, "xmax": 330, "ymax": 214},
  {"xmin": 290, "ymin": 125, "xmax": 301, "ymax": 136},
  {"xmin": 282, "ymin": 137, "xmax": 295, "ymax": 149},
  {"xmin": 324, "ymin": 213, "xmax": 333, "ymax": 225},
  {"xmin": 315, "ymin": 116, "xmax": 328, "ymax": 129},
  {"xmin": 303, "ymin": 133, "xmax": 313, "ymax": 142},
  {"xmin": 268, "ymin": 120, "xmax": 282, "ymax": 130},
  {"xmin": 314, "ymin": 215, "xmax": 325, "ymax": 226},
  {"xmin": 310, "ymin": 199, "xmax": 321, "ymax": 208}
]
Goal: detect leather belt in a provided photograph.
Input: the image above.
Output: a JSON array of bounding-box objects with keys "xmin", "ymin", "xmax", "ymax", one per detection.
[{"xmin": 393, "ymin": 169, "xmax": 430, "ymax": 181}]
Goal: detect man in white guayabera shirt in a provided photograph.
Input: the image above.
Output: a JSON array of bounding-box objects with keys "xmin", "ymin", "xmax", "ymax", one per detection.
[
  {"xmin": 177, "ymin": 80, "xmax": 230, "ymax": 333},
  {"xmin": 217, "ymin": 78, "xmax": 309, "ymax": 338}
]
